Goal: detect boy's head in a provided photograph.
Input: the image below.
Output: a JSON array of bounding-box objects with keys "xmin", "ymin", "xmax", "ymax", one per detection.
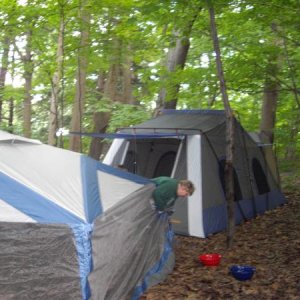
[{"xmin": 177, "ymin": 180, "xmax": 195, "ymax": 197}]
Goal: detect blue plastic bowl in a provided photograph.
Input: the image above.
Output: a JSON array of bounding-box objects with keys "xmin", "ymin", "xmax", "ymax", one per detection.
[{"xmin": 230, "ymin": 265, "xmax": 256, "ymax": 281}]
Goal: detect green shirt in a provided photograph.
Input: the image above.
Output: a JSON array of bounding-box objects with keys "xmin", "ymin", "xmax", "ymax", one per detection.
[{"xmin": 151, "ymin": 177, "xmax": 179, "ymax": 211}]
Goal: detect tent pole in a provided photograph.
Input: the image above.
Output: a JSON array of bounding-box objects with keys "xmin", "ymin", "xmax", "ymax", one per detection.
[{"xmin": 171, "ymin": 137, "xmax": 184, "ymax": 178}]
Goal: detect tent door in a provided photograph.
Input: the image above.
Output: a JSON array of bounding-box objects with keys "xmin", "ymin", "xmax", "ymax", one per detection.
[{"xmin": 122, "ymin": 138, "xmax": 181, "ymax": 178}]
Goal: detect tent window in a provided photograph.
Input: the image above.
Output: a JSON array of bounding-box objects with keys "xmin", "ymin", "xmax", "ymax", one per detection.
[
  {"xmin": 218, "ymin": 159, "xmax": 243, "ymax": 202},
  {"xmin": 153, "ymin": 151, "xmax": 176, "ymax": 177},
  {"xmin": 252, "ymin": 158, "xmax": 270, "ymax": 194}
]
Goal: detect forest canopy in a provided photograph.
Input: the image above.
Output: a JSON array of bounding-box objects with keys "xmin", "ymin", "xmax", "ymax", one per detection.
[{"xmin": 0, "ymin": 0, "xmax": 299, "ymax": 160}]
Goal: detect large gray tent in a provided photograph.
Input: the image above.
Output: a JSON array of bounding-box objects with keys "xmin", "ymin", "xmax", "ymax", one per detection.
[
  {"xmin": 0, "ymin": 130, "xmax": 174, "ymax": 299},
  {"xmin": 102, "ymin": 109, "xmax": 286, "ymax": 238}
]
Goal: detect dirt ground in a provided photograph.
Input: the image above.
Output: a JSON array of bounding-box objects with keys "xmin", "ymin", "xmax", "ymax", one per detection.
[{"xmin": 140, "ymin": 191, "xmax": 300, "ymax": 300}]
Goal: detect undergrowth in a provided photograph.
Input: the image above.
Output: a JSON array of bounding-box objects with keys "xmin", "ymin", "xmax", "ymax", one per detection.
[{"xmin": 279, "ymin": 159, "xmax": 300, "ymax": 193}]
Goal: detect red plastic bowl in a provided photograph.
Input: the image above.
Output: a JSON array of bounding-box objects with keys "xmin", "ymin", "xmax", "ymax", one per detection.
[{"xmin": 199, "ymin": 253, "xmax": 222, "ymax": 266}]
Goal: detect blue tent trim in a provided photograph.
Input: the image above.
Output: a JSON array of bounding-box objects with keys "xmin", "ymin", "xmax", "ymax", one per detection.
[
  {"xmin": 0, "ymin": 171, "xmax": 83, "ymax": 224},
  {"xmin": 80, "ymin": 156, "xmax": 102, "ymax": 222},
  {"xmin": 71, "ymin": 223, "xmax": 94, "ymax": 300}
]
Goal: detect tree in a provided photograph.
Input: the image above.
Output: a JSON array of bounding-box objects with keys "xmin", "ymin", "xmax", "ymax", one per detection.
[
  {"xmin": 12, "ymin": 0, "xmax": 49, "ymax": 138},
  {"xmin": 0, "ymin": 0, "xmax": 17, "ymax": 127},
  {"xmin": 69, "ymin": 0, "xmax": 91, "ymax": 152},
  {"xmin": 157, "ymin": 0, "xmax": 202, "ymax": 109},
  {"xmin": 0, "ymin": 0, "xmax": 299, "ymax": 160},
  {"xmin": 207, "ymin": 0, "xmax": 235, "ymax": 248},
  {"xmin": 0, "ymin": 34, "xmax": 11, "ymax": 123},
  {"xmin": 88, "ymin": 111, "xmax": 110, "ymax": 160},
  {"xmin": 20, "ymin": 29, "xmax": 34, "ymax": 138},
  {"xmin": 259, "ymin": 23, "xmax": 282, "ymax": 145},
  {"xmin": 48, "ymin": 1, "xmax": 66, "ymax": 146},
  {"xmin": 87, "ymin": 1, "xmax": 145, "ymax": 159}
]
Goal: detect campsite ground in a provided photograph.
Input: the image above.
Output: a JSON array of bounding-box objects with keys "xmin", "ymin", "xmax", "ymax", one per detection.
[{"xmin": 141, "ymin": 165, "xmax": 300, "ymax": 300}]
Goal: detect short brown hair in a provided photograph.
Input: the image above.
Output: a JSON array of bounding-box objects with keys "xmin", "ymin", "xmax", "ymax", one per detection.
[{"xmin": 179, "ymin": 180, "xmax": 195, "ymax": 195}]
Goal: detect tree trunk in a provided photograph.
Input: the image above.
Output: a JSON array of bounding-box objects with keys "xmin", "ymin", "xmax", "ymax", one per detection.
[
  {"xmin": 23, "ymin": 30, "xmax": 33, "ymax": 138},
  {"xmin": 8, "ymin": 97, "xmax": 14, "ymax": 132},
  {"xmin": 88, "ymin": 112, "xmax": 111, "ymax": 160},
  {"xmin": 259, "ymin": 23, "xmax": 281, "ymax": 144},
  {"xmin": 104, "ymin": 40, "xmax": 134, "ymax": 104},
  {"xmin": 260, "ymin": 77, "xmax": 279, "ymax": 144},
  {"xmin": 0, "ymin": 35, "xmax": 10, "ymax": 123},
  {"xmin": 88, "ymin": 71, "xmax": 106, "ymax": 158},
  {"xmin": 158, "ymin": 34, "xmax": 190, "ymax": 109},
  {"xmin": 96, "ymin": 71, "xmax": 106, "ymax": 99},
  {"xmin": 258, "ymin": 23, "xmax": 282, "ymax": 185},
  {"xmin": 69, "ymin": 1, "xmax": 90, "ymax": 152},
  {"xmin": 48, "ymin": 8, "xmax": 65, "ymax": 146},
  {"xmin": 208, "ymin": 0, "xmax": 235, "ymax": 249},
  {"xmin": 88, "ymin": 39, "xmax": 135, "ymax": 158},
  {"xmin": 157, "ymin": 4, "xmax": 201, "ymax": 109}
]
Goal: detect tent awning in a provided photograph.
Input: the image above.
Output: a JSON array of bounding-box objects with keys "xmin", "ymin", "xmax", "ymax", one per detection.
[{"xmin": 70, "ymin": 132, "xmax": 188, "ymax": 139}]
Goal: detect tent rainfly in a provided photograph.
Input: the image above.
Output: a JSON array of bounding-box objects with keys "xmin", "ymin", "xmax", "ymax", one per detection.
[
  {"xmin": 100, "ymin": 109, "xmax": 286, "ymax": 238},
  {"xmin": 0, "ymin": 130, "xmax": 175, "ymax": 300}
]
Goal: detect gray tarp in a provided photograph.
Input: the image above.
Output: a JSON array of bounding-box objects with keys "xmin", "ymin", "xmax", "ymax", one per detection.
[
  {"xmin": 0, "ymin": 186, "xmax": 174, "ymax": 300},
  {"xmin": 0, "ymin": 223, "xmax": 82, "ymax": 300},
  {"xmin": 89, "ymin": 185, "xmax": 175, "ymax": 300}
]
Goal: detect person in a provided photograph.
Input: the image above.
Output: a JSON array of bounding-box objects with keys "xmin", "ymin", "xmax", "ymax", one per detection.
[{"xmin": 151, "ymin": 176, "xmax": 195, "ymax": 213}]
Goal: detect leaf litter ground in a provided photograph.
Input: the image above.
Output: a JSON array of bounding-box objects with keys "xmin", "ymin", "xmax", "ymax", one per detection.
[{"xmin": 141, "ymin": 191, "xmax": 300, "ymax": 299}]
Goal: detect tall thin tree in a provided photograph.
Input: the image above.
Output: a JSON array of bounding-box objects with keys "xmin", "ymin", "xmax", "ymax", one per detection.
[
  {"xmin": 48, "ymin": 2, "xmax": 66, "ymax": 146},
  {"xmin": 22, "ymin": 29, "xmax": 34, "ymax": 138},
  {"xmin": 0, "ymin": 34, "xmax": 10, "ymax": 123},
  {"xmin": 69, "ymin": 0, "xmax": 90, "ymax": 152},
  {"xmin": 207, "ymin": 0, "xmax": 235, "ymax": 248}
]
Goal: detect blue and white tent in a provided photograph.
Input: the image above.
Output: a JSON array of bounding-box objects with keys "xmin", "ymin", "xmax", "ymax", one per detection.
[{"xmin": 0, "ymin": 130, "xmax": 174, "ymax": 299}]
